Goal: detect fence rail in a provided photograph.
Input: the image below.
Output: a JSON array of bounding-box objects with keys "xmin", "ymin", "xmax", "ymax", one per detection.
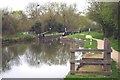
[{"xmin": 69, "ymin": 38, "xmax": 112, "ymax": 76}]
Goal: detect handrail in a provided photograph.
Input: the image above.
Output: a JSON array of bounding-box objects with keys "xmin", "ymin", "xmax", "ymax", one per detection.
[{"xmin": 70, "ymin": 49, "xmax": 112, "ymax": 53}]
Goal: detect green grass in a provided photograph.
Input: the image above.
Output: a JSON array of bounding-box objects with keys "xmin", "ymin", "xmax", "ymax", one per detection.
[
  {"xmin": 118, "ymin": 68, "xmax": 120, "ymax": 79},
  {"xmin": 65, "ymin": 60, "xmax": 119, "ymax": 80},
  {"xmin": 89, "ymin": 32, "xmax": 119, "ymax": 52},
  {"xmin": 65, "ymin": 74, "xmax": 106, "ymax": 78},
  {"xmin": 68, "ymin": 34, "xmax": 86, "ymax": 40},
  {"xmin": 89, "ymin": 32, "xmax": 104, "ymax": 40},
  {"xmin": 84, "ymin": 39, "xmax": 97, "ymax": 49},
  {"xmin": 67, "ymin": 33, "xmax": 97, "ymax": 51},
  {"xmin": 81, "ymin": 31, "xmax": 104, "ymax": 40},
  {"xmin": 16, "ymin": 33, "xmax": 36, "ymax": 40},
  {"xmin": 81, "ymin": 31, "xmax": 119, "ymax": 52},
  {"xmin": 2, "ymin": 33, "xmax": 36, "ymax": 41},
  {"xmin": 66, "ymin": 32, "xmax": 119, "ymax": 79},
  {"xmin": 110, "ymin": 60, "xmax": 118, "ymax": 78},
  {"xmin": 109, "ymin": 37, "xmax": 119, "ymax": 52}
]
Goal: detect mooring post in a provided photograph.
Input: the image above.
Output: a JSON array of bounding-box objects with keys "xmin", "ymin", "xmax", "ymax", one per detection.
[{"xmin": 70, "ymin": 51, "xmax": 75, "ymax": 75}]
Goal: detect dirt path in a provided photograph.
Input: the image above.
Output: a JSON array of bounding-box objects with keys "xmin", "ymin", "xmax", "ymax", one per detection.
[{"xmin": 92, "ymin": 38, "xmax": 120, "ymax": 68}]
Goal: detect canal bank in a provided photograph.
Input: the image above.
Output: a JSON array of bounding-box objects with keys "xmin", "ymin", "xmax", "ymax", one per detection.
[{"xmin": 65, "ymin": 33, "xmax": 119, "ymax": 79}]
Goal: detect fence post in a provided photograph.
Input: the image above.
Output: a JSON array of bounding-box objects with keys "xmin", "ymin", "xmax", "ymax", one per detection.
[
  {"xmin": 70, "ymin": 51, "xmax": 75, "ymax": 74},
  {"xmin": 104, "ymin": 38, "xmax": 111, "ymax": 60},
  {"xmin": 103, "ymin": 38, "xmax": 111, "ymax": 75}
]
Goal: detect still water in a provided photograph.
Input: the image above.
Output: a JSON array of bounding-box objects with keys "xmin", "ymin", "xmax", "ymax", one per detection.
[{"xmin": 0, "ymin": 40, "xmax": 71, "ymax": 78}]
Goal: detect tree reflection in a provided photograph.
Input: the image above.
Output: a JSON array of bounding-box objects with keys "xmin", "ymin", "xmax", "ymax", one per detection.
[
  {"xmin": 2, "ymin": 43, "xmax": 29, "ymax": 72},
  {"xmin": 24, "ymin": 40, "xmax": 70, "ymax": 67},
  {"xmin": 2, "ymin": 40, "xmax": 71, "ymax": 72},
  {"xmin": 0, "ymin": 46, "xmax": 2, "ymax": 73}
]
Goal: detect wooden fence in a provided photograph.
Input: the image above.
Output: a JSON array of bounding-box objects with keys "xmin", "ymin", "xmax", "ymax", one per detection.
[{"xmin": 69, "ymin": 38, "xmax": 112, "ymax": 76}]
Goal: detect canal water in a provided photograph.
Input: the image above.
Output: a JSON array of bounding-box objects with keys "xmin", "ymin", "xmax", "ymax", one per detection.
[{"xmin": 0, "ymin": 39, "xmax": 72, "ymax": 78}]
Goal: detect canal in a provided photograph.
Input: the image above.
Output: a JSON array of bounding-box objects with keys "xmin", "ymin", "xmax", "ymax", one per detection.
[{"xmin": 0, "ymin": 39, "xmax": 72, "ymax": 78}]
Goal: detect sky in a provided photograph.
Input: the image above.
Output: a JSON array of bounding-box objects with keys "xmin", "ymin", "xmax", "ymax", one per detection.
[{"xmin": 0, "ymin": 0, "xmax": 89, "ymax": 12}]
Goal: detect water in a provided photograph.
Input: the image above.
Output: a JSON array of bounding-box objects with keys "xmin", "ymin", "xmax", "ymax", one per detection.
[{"xmin": 1, "ymin": 40, "xmax": 71, "ymax": 78}]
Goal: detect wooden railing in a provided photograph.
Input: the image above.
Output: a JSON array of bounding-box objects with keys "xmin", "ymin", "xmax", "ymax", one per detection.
[{"xmin": 69, "ymin": 38, "xmax": 112, "ymax": 76}]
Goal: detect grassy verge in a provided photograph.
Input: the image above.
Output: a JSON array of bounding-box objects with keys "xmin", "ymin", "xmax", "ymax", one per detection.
[
  {"xmin": 68, "ymin": 33, "xmax": 86, "ymax": 40},
  {"xmin": 2, "ymin": 33, "xmax": 36, "ymax": 42},
  {"xmin": 110, "ymin": 60, "xmax": 118, "ymax": 78},
  {"xmin": 84, "ymin": 39, "xmax": 97, "ymax": 49},
  {"xmin": 65, "ymin": 60, "xmax": 119, "ymax": 79},
  {"xmin": 89, "ymin": 32, "xmax": 104, "ymax": 40},
  {"xmin": 81, "ymin": 31, "xmax": 104, "ymax": 40},
  {"xmin": 109, "ymin": 37, "xmax": 119, "ymax": 52},
  {"xmin": 65, "ymin": 74, "xmax": 106, "ymax": 78},
  {"xmin": 67, "ymin": 33, "xmax": 97, "ymax": 50},
  {"xmin": 81, "ymin": 31, "xmax": 119, "ymax": 52}
]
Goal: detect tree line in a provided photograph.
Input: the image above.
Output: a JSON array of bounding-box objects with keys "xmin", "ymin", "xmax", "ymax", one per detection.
[
  {"xmin": 2, "ymin": 2, "xmax": 99, "ymax": 35},
  {"xmin": 3, "ymin": 2, "xmax": 118, "ymax": 39}
]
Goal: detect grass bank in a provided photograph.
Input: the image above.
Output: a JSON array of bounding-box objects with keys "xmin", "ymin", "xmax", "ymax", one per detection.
[
  {"xmin": 2, "ymin": 32, "xmax": 36, "ymax": 44},
  {"xmin": 109, "ymin": 37, "xmax": 119, "ymax": 52},
  {"xmin": 81, "ymin": 31, "xmax": 119, "ymax": 52},
  {"xmin": 68, "ymin": 34, "xmax": 86, "ymax": 40},
  {"xmin": 66, "ymin": 32, "xmax": 119, "ymax": 79},
  {"xmin": 84, "ymin": 39, "xmax": 97, "ymax": 49},
  {"xmin": 67, "ymin": 33, "xmax": 97, "ymax": 50},
  {"xmin": 81, "ymin": 31, "xmax": 104, "ymax": 40}
]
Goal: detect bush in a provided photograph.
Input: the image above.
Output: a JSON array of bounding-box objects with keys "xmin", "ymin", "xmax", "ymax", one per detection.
[
  {"xmin": 2, "ymin": 33, "xmax": 36, "ymax": 41},
  {"xmin": 17, "ymin": 34, "xmax": 35, "ymax": 40}
]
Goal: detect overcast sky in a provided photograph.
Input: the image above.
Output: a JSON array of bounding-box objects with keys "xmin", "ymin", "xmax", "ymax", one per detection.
[{"xmin": 0, "ymin": 0, "xmax": 89, "ymax": 12}]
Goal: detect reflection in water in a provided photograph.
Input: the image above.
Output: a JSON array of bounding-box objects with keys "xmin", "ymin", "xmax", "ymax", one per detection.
[
  {"xmin": 0, "ymin": 45, "xmax": 2, "ymax": 74},
  {"xmin": 1, "ymin": 40, "xmax": 71, "ymax": 78}
]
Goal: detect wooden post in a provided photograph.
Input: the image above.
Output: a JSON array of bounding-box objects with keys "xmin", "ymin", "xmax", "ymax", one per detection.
[
  {"xmin": 103, "ymin": 38, "xmax": 111, "ymax": 73},
  {"xmin": 104, "ymin": 38, "xmax": 111, "ymax": 60},
  {"xmin": 70, "ymin": 52, "xmax": 75, "ymax": 74},
  {"xmin": 77, "ymin": 61, "xmax": 83, "ymax": 71}
]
